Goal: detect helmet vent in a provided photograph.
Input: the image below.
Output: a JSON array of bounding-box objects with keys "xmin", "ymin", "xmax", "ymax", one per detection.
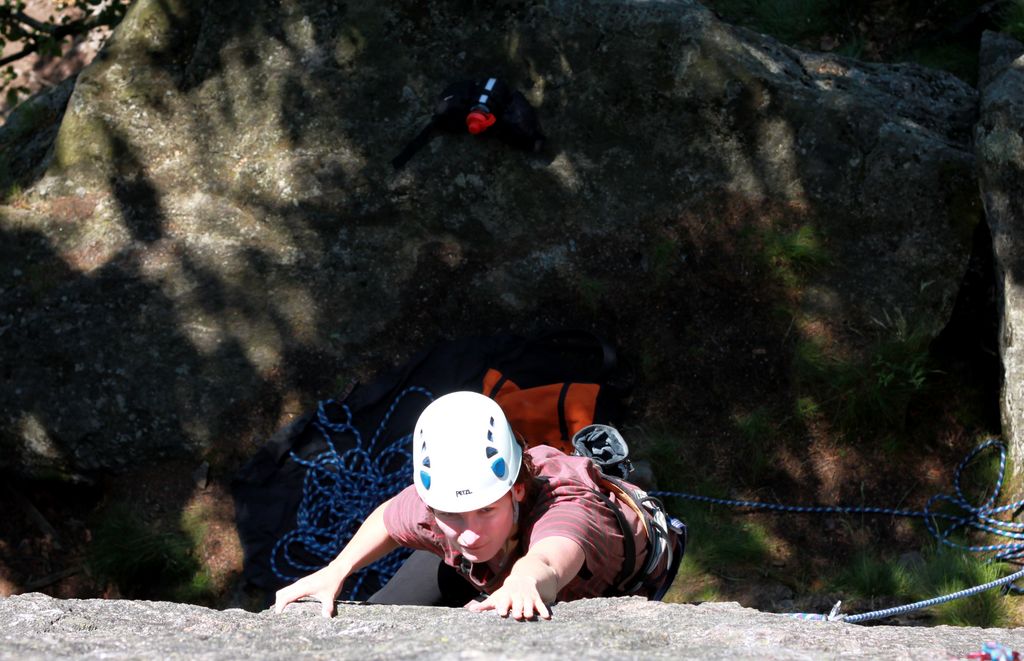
[
  {"xmin": 420, "ymin": 471, "xmax": 432, "ymax": 490},
  {"xmin": 490, "ymin": 458, "xmax": 507, "ymax": 479},
  {"xmin": 489, "ymin": 416, "xmax": 495, "ymax": 426},
  {"xmin": 487, "ymin": 430, "xmax": 493, "ymax": 441},
  {"xmin": 485, "ymin": 446, "xmax": 498, "ymax": 458},
  {"xmin": 422, "ymin": 456, "xmax": 430, "ymax": 467}
]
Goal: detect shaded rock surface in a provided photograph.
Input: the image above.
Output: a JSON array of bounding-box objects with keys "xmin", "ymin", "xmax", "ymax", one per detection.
[
  {"xmin": 977, "ymin": 31, "xmax": 1024, "ymax": 474},
  {"xmin": 2, "ymin": 592, "xmax": 1023, "ymax": 660},
  {"xmin": 0, "ymin": 0, "xmax": 980, "ymax": 476}
]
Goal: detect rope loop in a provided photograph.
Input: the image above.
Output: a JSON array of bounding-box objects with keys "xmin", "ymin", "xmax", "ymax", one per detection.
[
  {"xmin": 270, "ymin": 386, "xmax": 434, "ymax": 598},
  {"xmin": 654, "ymin": 439, "xmax": 1024, "ymax": 623}
]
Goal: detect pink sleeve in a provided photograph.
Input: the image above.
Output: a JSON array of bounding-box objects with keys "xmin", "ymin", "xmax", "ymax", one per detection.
[
  {"xmin": 527, "ymin": 482, "xmax": 625, "ymax": 570},
  {"xmin": 382, "ymin": 485, "xmax": 443, "ymax": 553}
]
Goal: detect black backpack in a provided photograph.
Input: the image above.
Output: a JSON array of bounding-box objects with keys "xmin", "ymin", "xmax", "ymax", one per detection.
[{"xmin": 391, "ymin": 77, "xmax": 546, "ymax": 169}]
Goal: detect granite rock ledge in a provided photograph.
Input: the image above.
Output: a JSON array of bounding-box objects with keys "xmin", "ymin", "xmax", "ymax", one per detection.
[{"xmin": 3, "ymin": 592, "xmax": 1024, "ymax": 660}]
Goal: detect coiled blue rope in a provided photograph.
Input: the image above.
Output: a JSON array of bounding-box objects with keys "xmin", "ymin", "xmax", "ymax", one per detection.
[
  {"xmin": 652, "ymin": 439, "xmax": 1024, "ymax": 623},
  {"xmin": 270, "ymin": 386, "xmax": 433, "ymax": 598}
]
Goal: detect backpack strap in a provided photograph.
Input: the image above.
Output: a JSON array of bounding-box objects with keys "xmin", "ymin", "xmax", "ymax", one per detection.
[
  {"xmin": 588, "ymin": 487, "xmax": 637, "ymax": 597},
  {"xmin": 391, "ymin": 121, "xmax": 438, "ymax": 170},
  {"xmin": 391, "ymin": 80, "xmax": 478, "ymax": 170},
  {"xmin": 557, "ymin": 382, "xmax": 572, "ymax": 442},
  {"xmin": 486, "ymin": 372, "xmax": 511, "ymax": 398}
]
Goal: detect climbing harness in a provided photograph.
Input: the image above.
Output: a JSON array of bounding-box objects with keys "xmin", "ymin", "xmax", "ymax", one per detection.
[
  {"xmin": 652, "ymin": 439, "xmax": 1024, "ymax": 624},
  {"xmin": 269, "ymin": 387, "xmax": 433, "ymax": 598},
  {"xmin": 570, "ymin": 422, "xmax": 685, "ymax": 598},
  {"xmin": 595, "ymin": 472, "xmax": 687, "ymax": 600}
]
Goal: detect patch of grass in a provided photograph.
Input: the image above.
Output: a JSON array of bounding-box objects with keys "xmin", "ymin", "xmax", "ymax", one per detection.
[
  {"xmin": 664, "ymin": 557, "xmax": 722, "ymax": 603},
  {"xmin": 649, "ymin": 237, "xmax": 678, "ymax": 284},
  {"xmin": 1, "ymin": 181, "xmax": 22, "ymax": 205},
  {"xmin": 999, "ymin": 0, "xmax": 1024, "ymax": 41},
  {"xmin": 87, "ymin": 504, "xmax": 212, "ymax": 602},
  {"xmin": 901, "ymin": 43, "xmax": 978, "ymax": 86},
  {"xmin": 173, "ymin": 569, "xmax": 216, "ymax": 604},
  {"xmin": 577, "ymin": 274, "xmax": 608, "ymax": 312},
  {"xmin": 631, "ymin": 427, "xmax": 775, "ymax": 589},
  {"xmin": 709, "ymin": 0, "xmax": 844, "ymax": 44},
  {"xmin": 824, "ymin": 548, "xmax": 1011, "ymax": 627},
  {"xmin": 667, "ymin": 497, "xmax": 773, "ymax": 571},
  {"xmin": 763, "ymin": 224, "xmax": 830, "ymax": 288},
  {"xmin": 792, "ymin": 317, "xmax": 934, "ymax": 438},
  {"xmin": 908, "ymin": 550, "xmax": 1011, "ymax": 628},
  {"xmin": 0, "ymin": 157, "xmax": 17, "ymax": 203},
  {"xmin": 181, "ymin": 502, "xmax": 211, "ymax": 545},
  {"xmin": 830, "ymin": 551, "xmax": 912, "ymax": 599},
  {"xmin": 833, "ymin": 35, "xmax": 864, "ymax": 59},
  {"xmin": 732, "ymin": 407, "xmax": 776, "ymax": 480},
  {"xmin": 953, "ymin": 443, "xmax": 1005, "ymax": 508},
  {"xmin": 794, "ymin": 395, "xmax": 821, "ymax": 421},
  {"xmin": 634, "ymin": 428, "xmax": 693, "ymax": 491},
  {"xmin": 734, "ymin": 407, "xmax": 773, "ymax": 444}
]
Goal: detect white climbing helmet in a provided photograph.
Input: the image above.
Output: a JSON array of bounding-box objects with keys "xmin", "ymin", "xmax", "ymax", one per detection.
[{"xmin": 412, "ymin": 391, "xmax": 522, "ymax": 513}]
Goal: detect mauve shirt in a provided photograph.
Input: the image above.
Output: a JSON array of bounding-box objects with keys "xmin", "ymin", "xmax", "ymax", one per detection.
[{"xmin": 383, "ymin": 445, "xmax": 648, "ymax": 600}]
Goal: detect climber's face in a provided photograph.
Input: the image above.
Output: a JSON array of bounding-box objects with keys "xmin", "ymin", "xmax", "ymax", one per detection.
[{"xmin": 432, "ymin": 485, "xmax": 524, "ymax": 563}]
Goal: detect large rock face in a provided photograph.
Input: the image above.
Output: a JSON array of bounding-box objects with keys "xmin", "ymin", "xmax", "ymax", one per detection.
[
  {"xmin": 3, "ymin": 593, "xmax": 1023, "ymax": 660},
  {"xmin": 977, "ymin": 32, "xmax": 1024, "ymax": 474},
  {"xmin": 0, "ymin": 0, "xmax": 979, "ymax": 477}
]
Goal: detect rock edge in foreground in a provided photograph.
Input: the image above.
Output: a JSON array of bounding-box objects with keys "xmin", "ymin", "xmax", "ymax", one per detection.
[{"xmin": 2, "ymin": 592, "xmax": 1023, "ymax": 660}]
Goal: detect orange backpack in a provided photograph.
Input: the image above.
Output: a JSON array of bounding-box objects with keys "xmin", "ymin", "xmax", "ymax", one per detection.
[
  {"xmin": 483, "ymin": 370, "xmax": 601, "ymax": 455},
  {"xmin": 476, "ymin": 331, "xmax": 620, "ymax": 454}
]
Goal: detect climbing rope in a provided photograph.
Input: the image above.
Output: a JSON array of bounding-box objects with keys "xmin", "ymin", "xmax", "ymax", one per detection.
[
  {"xmin": 270, "ymin": 386, "xmax": 433, "ymax": 598},
  {"xmin": 652, "ymin": 439, "xmax": 1024, "ymax": 624}
]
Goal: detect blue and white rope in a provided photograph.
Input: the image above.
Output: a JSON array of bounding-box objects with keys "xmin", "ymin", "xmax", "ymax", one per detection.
[
  {"xmin": 270, "ymin": 386, "xmax": 434, "ymax": 598},
  {"xmin": 653, "ymin": 439, "xmax": 1024, "ymax": 623},
  {"xmin": 842, "ymin": 565, "xmax": 1024, "ymax": 623}
]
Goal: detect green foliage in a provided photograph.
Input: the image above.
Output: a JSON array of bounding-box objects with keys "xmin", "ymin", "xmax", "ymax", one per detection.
[
  {"xmin": 633, "ymin": 428, "xmax": 777, "ymax": 599},
  {"xmin": 901, "ymin": 43, "xmax": 978, "ymax": 86},
  {"xmin": 173, "ymin": 569, "xmax": 215, "ymax": 603},
  {"xmin": 792, "ymin": 312, "xmax": 934, "ymax": 437},
  {"xmin": 830, "ymin": 551, "xmax": 912, "ymax": 599},
  {"xmin": 833, "ymin": 35, "xmax": 864, "ymax": 59},
  {"xmin": 706, "ymin": 0, "xmax": 984, "ymax": 84},
  {"xmin": 634, "ymin": 427, "xmax": 691, "ymax": 489},
  {"xmin": 731, "ymin": 407, "xmax": 776, "ymax": 480},
  {"xmin": 826, "ymin": 548, "xmax": 1010, "ymax": 627},
  {"xmin": 794, "ymin": 395, "xmax": 820, "ymax": 421},
  {"xmin": 1, "ymin": 0, "xmax": 131, "ymax": 103},
  {"xmin": 0, "ymin": 162, "xmax": 16, "ymax": 201},
  {"xmin": 733, "ymin": 407, "xmax": 773, "ymax": 445},
  {"xmin": 708, "ymin": 0, "xmax": 843, "ymax": 45},
  {"xmin": 669, "ymin": 497, "xmax": 772, "ymax": 572},
  {"xmin": 86, "ymin": 504, "xmax": 213, "ymax": 602},
  {"xmin": 577, "ymin": 274, "xmax": 608, "ymax": 313},
  {"xmin": 763, "ymin": 225, "xmax": 829, "ymax": 288},
  {"xmin": 649, "ymin": 237, "xmax": 678, "ymax": 285},
  {"xmin": 634, "ymin": 427, "xmax": 774, "ymax": 573},
  {"xmin": 908, "ymin": 551, "xmax": 1011, "ymax": 627},
  {"xmin": 999, "ymin": 0, "xmax": 1024, "ymax": 41},
  {"xmin": 663, "ymin": 551, "xmax": 725, "ymax": 603}
]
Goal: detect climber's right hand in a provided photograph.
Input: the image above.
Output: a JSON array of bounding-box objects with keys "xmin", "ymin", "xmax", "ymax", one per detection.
[{"xmin": 274, "ymin": 563, "xmax": 347, "ymax": 618}]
